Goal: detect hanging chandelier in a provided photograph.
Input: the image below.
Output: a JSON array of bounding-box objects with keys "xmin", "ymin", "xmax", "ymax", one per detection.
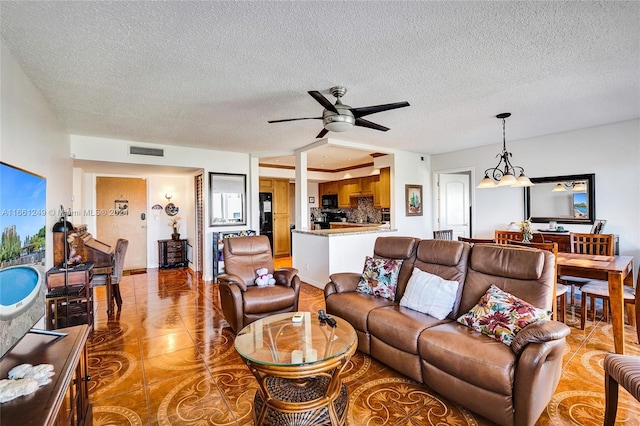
[{"xmin": 477, "ymin": 113, "xmax": 534, "ymax": 188}]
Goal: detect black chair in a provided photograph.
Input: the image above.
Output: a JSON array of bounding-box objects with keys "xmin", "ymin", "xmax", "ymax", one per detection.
[{"xmin": 433, "ymin": 229, "xmax": 453, "ymax": 240}]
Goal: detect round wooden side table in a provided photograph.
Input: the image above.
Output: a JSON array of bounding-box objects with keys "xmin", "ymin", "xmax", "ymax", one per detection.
[{"xmin": 234, "ymin": 312, "xmax": 357, "ymax": 426}]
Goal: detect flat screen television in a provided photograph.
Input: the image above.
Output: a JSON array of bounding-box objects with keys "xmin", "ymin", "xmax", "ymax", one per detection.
[{"xmin": 0, "ymin": 162, "xmax": 47, "ymax": 359}]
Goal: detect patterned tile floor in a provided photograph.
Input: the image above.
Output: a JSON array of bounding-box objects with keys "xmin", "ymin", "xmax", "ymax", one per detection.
[{"xmin": 87, "ymin": 267, "xmax": 640, "ymax": 425}]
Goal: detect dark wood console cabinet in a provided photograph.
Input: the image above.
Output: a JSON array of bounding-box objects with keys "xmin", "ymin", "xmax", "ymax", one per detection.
[
  {"xmin": 0, "ymin": 325, "xmax": 92, "ymax": 425},
  {"xmin": 158, "ymin": 239, "xmax": 188, "ymax": 268}
]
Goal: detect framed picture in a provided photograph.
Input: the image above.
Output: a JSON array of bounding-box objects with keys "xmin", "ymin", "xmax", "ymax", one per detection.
[
  {"xmin": 405, "ymin": 184, "xmax": 423, "ymax": 216},
  {"xmin": 309, "ymin": 196, "xmax": 315, "ymax": 204},
  {"xmin": 590, "ymin": 219, "xmax": 606, "ymax": 234}
]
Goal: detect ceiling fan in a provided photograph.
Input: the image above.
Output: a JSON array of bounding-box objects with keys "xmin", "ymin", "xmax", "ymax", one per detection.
[{"xmin": 268, "ymin": 86, "xmax": 410, "ymax": 138}]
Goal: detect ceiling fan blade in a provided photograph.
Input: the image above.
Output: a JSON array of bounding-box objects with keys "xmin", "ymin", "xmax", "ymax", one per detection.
[
  {"xmin": 308, "ymin": 91, "xmax": 339, "ymax": 114},
  {"xmin": 268, "ymin": 117, "xmax": 322, "ymax": 123},
  {"xmin": 351, "ymin": 101, "xmax": 410, "ymax": 118},
  {"xmin": 355, "ymin": 118, "xmax": 390, "ymax": 132},
  {"xmin": 316, "ymin": 128, "xmax": 329, "ymax": 138}
]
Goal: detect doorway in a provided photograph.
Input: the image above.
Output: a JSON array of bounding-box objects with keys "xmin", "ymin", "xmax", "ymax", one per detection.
[
  {"xmin": 434, "ymin": 169, "xmax": 473, "ymax": 240},
  {"xmin": 96, "ymin": 177, "xmax": 147, "ymax": 271}
]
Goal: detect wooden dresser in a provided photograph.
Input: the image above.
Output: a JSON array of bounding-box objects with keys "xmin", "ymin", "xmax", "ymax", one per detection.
[
  {"xmin": 0, "ymin": 325, "xmax": 92, "ymax": 425},
  {"xmin": 158, "ymin": 238, "xmax": 188, "ymax": 268}
]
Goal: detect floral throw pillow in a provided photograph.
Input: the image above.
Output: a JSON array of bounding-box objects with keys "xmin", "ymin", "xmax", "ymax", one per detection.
[
  {"xmin": 456, "ymin": 285, "xmax": 551, "ymax": 346},
  {"xmin": 356, "ymin": 256, "xmax": 403, "ymax": 301}
]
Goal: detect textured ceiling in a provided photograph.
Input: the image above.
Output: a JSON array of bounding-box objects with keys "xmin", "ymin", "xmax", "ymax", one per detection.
[{"xmin": 1, "ymin": 1, "xmax": 639, "ymax": 169}]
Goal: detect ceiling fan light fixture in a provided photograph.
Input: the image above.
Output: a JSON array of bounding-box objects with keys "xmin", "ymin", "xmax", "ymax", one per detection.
[{"xmin": 324, "ymin": 120, "xmax": 354, "ymax": 132}]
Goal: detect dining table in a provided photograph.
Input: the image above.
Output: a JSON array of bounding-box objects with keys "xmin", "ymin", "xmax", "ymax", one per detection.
[{"xmin": 556, "ymin": 252, "xmax": 636, "ymax": 354}]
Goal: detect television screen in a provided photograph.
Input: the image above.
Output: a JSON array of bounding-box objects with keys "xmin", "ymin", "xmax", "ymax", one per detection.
[{"xmin": 0, "ymin": 162, "xmax": 47, "ymax": 359}]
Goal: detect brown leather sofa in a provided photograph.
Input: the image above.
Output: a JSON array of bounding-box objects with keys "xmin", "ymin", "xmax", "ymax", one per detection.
[
  {"xmin": 218, "ymin": 235, "xmax": 301, "ymax": 332},
  {"xmin": 325, "ymin": 237, "xmax": 571, "ymax": 426}
]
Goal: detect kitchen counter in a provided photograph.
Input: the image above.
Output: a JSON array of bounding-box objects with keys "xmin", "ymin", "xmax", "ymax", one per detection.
[
  {"xmin": 291, "ymin": 226, "xmax": 398, "ymax": 288},
  {"xmin": 294, "ymin": 225, "xmax": 393, "ymax": 236}
]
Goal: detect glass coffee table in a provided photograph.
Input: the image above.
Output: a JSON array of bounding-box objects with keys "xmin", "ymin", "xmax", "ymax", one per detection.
[{"xmin": 235, "ymin": 311, "xmax": 357, "ymax": 426}]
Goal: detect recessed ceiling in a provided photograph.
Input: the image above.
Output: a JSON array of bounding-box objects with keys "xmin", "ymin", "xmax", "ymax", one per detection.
[
  {"xmin": 260, "ymin": 145, "xmax": 385, "ymax": 172},
  {"xmin": 1, "ymin": 1, "xmax": 638, "ymax": 167}
]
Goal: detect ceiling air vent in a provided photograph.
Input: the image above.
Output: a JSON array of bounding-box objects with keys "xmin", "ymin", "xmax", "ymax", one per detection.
[{"xmin": 129, "ymin": 146, "xmax": 164, "ymax": 157}]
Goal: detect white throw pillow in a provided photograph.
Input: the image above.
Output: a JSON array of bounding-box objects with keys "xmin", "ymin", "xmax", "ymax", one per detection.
[{"xmin": 399, "ymin": 268, "xmax": 459, "ymax": 320}]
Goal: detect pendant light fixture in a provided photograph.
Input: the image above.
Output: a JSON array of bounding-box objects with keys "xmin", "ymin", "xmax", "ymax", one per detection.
[{"xmin": 477, "ymin": 113, "xmax": 534, "ymax": 188}]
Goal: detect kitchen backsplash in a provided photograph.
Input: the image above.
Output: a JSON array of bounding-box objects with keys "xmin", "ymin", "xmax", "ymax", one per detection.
[{"xmin": 310, "ymin": 197, "xmax": 382, "ymax": 223}]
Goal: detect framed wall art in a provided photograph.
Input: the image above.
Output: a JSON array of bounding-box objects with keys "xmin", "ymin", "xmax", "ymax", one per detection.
[{"xmin": 405, "ymin": 184, "xmax": 423, "ymax": 216}]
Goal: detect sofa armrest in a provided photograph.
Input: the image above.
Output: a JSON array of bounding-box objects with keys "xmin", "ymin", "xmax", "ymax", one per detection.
[
  {"xmin": 511, "ymin": 320, "xmax": 571, "ymax": 356},
  {"xmin": 328, "ymin": 272, "xmax": 362, "ymax": 294},
  {"xmin": 513, "ymin": 329, "xmax": 568, "ymax": 426},
  {"xmin": 217, "ymin": 273, "xmax": 248, "ymax": 291},
  {"xmin": 273, "ymin": 268, "xmax": 299, "ymax": 287}
]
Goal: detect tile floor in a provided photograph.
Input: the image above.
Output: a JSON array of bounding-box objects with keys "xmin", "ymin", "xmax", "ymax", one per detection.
[{"xmin": 87, "ymin": 267, "xmax": 640, "ymax": 425}]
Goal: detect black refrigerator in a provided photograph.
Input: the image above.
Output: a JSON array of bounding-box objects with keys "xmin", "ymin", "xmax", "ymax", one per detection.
[{"xmin": 259, "ymin": 192, "xmax": 274, "ymax": 251}]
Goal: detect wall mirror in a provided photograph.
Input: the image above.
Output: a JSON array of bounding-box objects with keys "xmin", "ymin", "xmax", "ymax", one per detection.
[
  {"xmin": 209, "ymin": 173, "xmax": 246, "ymax": 226},
  {"xmin": 524, "ymin": 173, "xmax": 595, "ymax": 224}
]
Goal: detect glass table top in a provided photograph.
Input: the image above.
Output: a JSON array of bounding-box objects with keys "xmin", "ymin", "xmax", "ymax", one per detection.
[{"xmin": 234, "ymin": 312, "xmax": 356, "ymax": 367}]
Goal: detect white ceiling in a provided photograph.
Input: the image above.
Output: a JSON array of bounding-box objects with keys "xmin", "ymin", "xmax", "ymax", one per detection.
[{"xmin": 1, "ymin": 1, "xmax": 639, "ymax": 171}]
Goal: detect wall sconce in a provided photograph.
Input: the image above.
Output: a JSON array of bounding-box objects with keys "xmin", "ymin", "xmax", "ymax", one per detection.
[{"xmin": 165, "ymin": 192, "xmax": 173, "ymax": 201}]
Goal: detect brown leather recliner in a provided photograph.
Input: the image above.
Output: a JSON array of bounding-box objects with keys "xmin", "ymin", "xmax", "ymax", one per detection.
[{"xmin": 217, "ymin": 235, "xmax": 301, "ymax": 332}]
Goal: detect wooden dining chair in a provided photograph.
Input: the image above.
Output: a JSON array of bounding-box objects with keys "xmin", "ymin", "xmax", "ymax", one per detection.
[
  {"xmin": 457, "ymin": 236, "xmax": 495, "ymax": 244},
  {"xmin": 433, "ymin": 229, "xmax": 453, "ymax": 240},
  {"xmin": 506, "ymin": 241, "xmax": 569, "ymax": 322},
  {"xmin": 603, "ymin": 353, "xmax": 640, "ymax": 426},
  {"xmin": 579, "ymin": 267, "xmax": 638, "ymax": 341},
  {"xmin": 559, "ymin": 233, "xmax": 615, "ymax": 305},
  {"xmin": 494, "ymin": 230, "xmax": 544, "ymax": 244}
]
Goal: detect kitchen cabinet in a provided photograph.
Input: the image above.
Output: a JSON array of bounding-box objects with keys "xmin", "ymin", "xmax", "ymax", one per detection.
[
  {"xmin": 375, "ymin": 167, "xmax": 391, "ymax": 208},
  {"xmin": 259, "ymin": 179, "xmax": 273, "ymax": 192},
  {"xmin": 337, "ymin": 179, "xmax": 357, "ymax": 208},
  {"xmin": 273, "ymin": 179, "xmax": 290, "ymax": 256},
  {"xmin": 319, "ymin": 181, "xmax": 338, "ymax": 197},
  {"xmin": 327, "ymin": 170, "xmax": 390, "ymax": 208},
  {"xmin": 358, "ymin": 176, "xmax": 377, "ymax": 195},
  {"xmin": 259, "ymin": 178, "xmax": 291, "ymax": 257}
]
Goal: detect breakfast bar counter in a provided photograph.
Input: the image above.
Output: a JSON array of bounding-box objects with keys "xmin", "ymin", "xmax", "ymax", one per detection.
[{"xmin": 291, "ymin": 227, "xmax": 398, "ymax": 288}]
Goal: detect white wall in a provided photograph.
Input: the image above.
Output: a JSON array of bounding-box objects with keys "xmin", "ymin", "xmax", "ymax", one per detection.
[
  {"xmin": 1, "ymin": 44, "xmax": 71, "ymax": 269},
  {"xmin": 431, "ymin": 119, "xmax": 640, "ymax": 270},
  {"xmin": 70, "ymin": 135, "xmax": 252, "ymax": 280}
]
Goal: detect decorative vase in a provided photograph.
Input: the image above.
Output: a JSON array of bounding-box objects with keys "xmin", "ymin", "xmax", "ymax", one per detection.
[
  {"xmin": 522, "ymin": 233, "xmax": 531, "ymax": 243},
  {"xmin": 172, "ymin": 232, "xmax": 180, "ymax": 240}
]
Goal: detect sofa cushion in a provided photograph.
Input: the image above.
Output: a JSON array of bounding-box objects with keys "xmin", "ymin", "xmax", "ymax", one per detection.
[
  {"xmin": 243, "ymin": 285, "xmax": 297, "ymax": 314},
  {"xmin": 456, "ymin": 285, "xmax": 551, "ymax": 346},
  {"xmin": 357, "ymin": 256, "xmax": 403, "ymax": 301},
  {"xmin": 399, "ymin": 268, "xmax": 459, "ymax": 320},
  {"xmin": 418, "ymin": 321, "xmax": 517, "ymax": 395},
  {"xmin": 325, "ymin": 292, "xmax": 395, "ymax": 333},
  {"xmin": 458, "ymin": 244, "xmax": 555, "ymax": 315},
  {"xmin": 368, "ymin": 305, "xmax": 447, "ymax": 354},
  {"xmin": 413, "ymin": 239, "xmax": 470, "ymax": 318}
]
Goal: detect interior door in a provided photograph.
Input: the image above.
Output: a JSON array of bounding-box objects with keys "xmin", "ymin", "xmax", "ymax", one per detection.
[
  {"xmin": 96, "ymin": 177, "xmax": 147, "ymax": 271},
  {"xmin": 437, "ymin": 172, "xmax": 470, "ymax": 240}
]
